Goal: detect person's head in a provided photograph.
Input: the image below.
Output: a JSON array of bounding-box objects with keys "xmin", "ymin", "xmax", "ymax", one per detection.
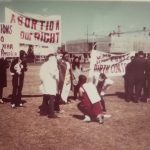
[
  {"xmin": 99, "ymin": 73, "xmax": 107, "ymax": 81},
  {"xmin": 72, "ymin": 56, "xmax": 80, "ymax": 70},
  {"xmin": 78, "ymin": 75, "xmax": 87, "ymax": 86},
  {"xmin": 130, "ymin": 56, "xmax": 135, "ymax": 61},
  {"xmin": 19, "ymin": 50, "xmax": 26, "ymax": 60},
  {"xmin": 46, "ymin": 53, "xmax": 56, "ymax": 61},
  {"xmin": 137, "ymin": 51, "xmax": 145, "ymax": 58},
  {"xmin": 62, "ymin": 52, "xmax": 69, "ymax": 62}
]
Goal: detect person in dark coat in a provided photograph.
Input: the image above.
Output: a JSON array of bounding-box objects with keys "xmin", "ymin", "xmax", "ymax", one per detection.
[
  {"xmin": 124, "ymin": 56, "xmax": 135, "ymax": 102},
  {"xmin": 131, "ymin": 51, "xmax": 148, "ymax": 103},
  {"xmin": 10, "ymin": 50, "xmax": 27, "ymax": 108},
  {"xmin": 0, "ymin": 57, "xmax": 9, "ymax": 104},
  {"xmin": 145, "ymin": 55, "xmax": 150, "ymax": 99}
]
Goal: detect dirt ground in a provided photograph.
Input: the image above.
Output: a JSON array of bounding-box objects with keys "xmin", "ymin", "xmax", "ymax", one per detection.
[{"xmin": 0, "ymin": 64, "xmax": 150, "ymax": 150}]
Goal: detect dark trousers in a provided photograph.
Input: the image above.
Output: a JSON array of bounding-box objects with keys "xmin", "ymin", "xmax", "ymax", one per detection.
[
  {"xmin": 43, "ymin": 94, "xmax": 56, "ymax": 116},
  {"xmin": 134, "ymin": 77, "xmax": 145, "ymax": 101},
  {"xmin": 101, "ymin": 97, "xmax": 106, "ymax": 112},
  {"xmin": 74, "ymin": 84, "xmax": 80, "ymax": 99},
  {"xmin": 124, "ymin": 76, "xmax": 135, "ymax": 100},
  {"xmin": 0, "ymin": 87, "xmax": 3, "ymax": 99},
  {"xmin": 11, "ymin": 75, "xmax": 24, "ymax": 105}
]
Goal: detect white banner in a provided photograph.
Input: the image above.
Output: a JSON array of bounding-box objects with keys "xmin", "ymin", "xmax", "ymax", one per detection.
[
  {"xmin": 0, "ymin": 23, "xmax": 19, "ymax": 57},
  {"xmin": 89, "ymin": 50, "xmax": 135, "ymax": 77},
  {"xmin": 5, "ymin": 7, "xmax": 61, "ymax": 47}
]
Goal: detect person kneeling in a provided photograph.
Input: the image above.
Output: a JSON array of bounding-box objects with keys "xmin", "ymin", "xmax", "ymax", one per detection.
[{"xmin": 78, "ymin": 75, "xmax": 104, "ymax": 124}]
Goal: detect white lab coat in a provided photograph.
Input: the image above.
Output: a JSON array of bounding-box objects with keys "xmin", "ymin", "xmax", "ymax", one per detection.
[{"xmin": 39, "ymin": 56, "xmax": 59, "ymax": 95}]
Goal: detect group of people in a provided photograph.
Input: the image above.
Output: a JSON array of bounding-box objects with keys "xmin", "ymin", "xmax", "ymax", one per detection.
[
  {"xmin": 3, "ymin": 49, "xmax": 150, "ymax": 124},
  {"xmin": 124, "ymin": 51, "xmax": 150, "ymax": 103},
  {"xmin": 39, "ymin": 51, "xmax": 113, "ymax": 124}
]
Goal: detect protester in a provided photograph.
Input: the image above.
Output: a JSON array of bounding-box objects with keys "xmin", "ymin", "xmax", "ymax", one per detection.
[
  {"xmin": 39, "ymin": 53, "xmax": 59, "ymax": 118},
  {"xmin": 58, "ymin": 52, "xmax": 72, "ymax": 103},
  {"xmin": 72, "ymin": 56, "xmax": 83, "ymax": 100},
  {"xmin": 0, "ymin": 57, "xmax": 9, "ymax": 104},
  {"xmin": 124, "ymin": 56, "xmax": 135, "ymax": 102},
  {"xmin": 145, "ymin": 54, "xmax": 150, "ymax": 100},
  {"xmin": 129, "ymin": 51, "xmax": 148, "ymax": 103},
  {"xmin": 10, "ymin": 50, "xmax": 27, "ymax": 108},
  {"xmin": 78, "ymin": 75, "xmax": 104, "ymax": 124}
]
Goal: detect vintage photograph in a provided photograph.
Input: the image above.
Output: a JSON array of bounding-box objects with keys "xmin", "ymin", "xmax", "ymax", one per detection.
[{"xmin": 0, "ymin": 0, "xmax": 150, "ymax": 150}]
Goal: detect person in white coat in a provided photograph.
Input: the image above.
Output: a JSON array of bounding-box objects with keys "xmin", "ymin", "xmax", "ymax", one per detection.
[{"xmin": 39, "ymin": 53, "xmax": 59, "ymax": 118}]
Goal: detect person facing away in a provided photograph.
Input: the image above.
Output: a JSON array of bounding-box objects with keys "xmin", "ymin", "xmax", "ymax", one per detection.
[
  {"xmin": 0, "ymin": 57, "xmax": 9, "ymax": 104},
  {"xmin": 131, "ymin": 51, "xmax": 148, "ymax": 102},
  {"xmin": 124, "ymin": 56, "xmax": 135, "ymax": 102},
  {"xmin": 78, "ymin": 75, "xmax": 104, "ymax": 124},
  {"xmin": 145, "ymin": 54, "xmax": 150, "ymax": 100},
  {"xmin": 10, "ymin": 50, "xmax": 27, "ymax": 108},
  {"xmin": 39, "ymin": 53, "xmax": 59, "ymax": 118}
]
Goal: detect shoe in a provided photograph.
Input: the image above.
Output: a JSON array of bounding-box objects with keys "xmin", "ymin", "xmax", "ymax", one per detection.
[
  {"xmin": 19, "ymin": 103, "xmax": 23, "ymax": 107},
  {"xmin": 0, "ymin": 99, "xmax": 4, "ymax": 104},
  {"xmin": 103, "ymin": 114, "xmax": 111, "ymax": 118},
  {"xmin": 83, "ymin": 115, "xmax": 91, "ymax": 122},
  {"xmin": 11, "ymin": 104, "xmax": 16, "ymax": 108},
  {"xmin": 48, "ymin": 114, "xmax": 59, "ymax": 118},
  {"xmin": 97, "ymin": 115, "xmax": 104, "ymax": 124},
  {"xmin": 55, "ymin": 110, "xmax": 65, "ymax": 114}
]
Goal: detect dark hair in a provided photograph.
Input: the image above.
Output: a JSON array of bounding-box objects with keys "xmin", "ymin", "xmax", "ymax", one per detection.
[
  {"xmin": 72, "ymin": 56, "xmax": 80, "ymax": 70},
  {"xmin": 99, "ymin": 73, "xmax": 107, "ymax": 80},
  {"xmin": 138, "ymin": 51, "xmax": 144, "ymax": 56},
  {"xmin": 78, "ymin": 75, "xmax": 87, "ymax": 86},
  {"xmin": 62, "ymin": 52, "xmax": 69, "ymax": 60},
  {"xmin": 20, "ymin": 50, "xmax": 26, "ymax": 60}
]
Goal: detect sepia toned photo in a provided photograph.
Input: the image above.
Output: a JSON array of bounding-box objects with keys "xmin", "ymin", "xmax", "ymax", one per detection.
[{"xmin": 0, "ymin": 0, "xmax": 150, "ymax": 150}]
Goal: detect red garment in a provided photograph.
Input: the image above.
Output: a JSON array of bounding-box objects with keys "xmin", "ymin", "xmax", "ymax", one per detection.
[{"xmin": 78, "ymin": 91, "xmax": 102, "ymax": 118}]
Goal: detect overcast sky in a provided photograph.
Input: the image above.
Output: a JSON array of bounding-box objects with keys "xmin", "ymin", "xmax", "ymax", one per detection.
[{"xmin": 1, "ymin": 0, "xmax": 150, "ymax": 43}]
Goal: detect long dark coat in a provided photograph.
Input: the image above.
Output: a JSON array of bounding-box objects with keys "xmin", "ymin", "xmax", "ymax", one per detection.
[{"xmin": 0, "ymin": 58, "xmax": 9, "ymax": 87}]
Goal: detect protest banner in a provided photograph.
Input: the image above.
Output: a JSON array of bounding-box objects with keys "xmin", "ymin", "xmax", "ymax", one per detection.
[
  {"xmin": 61, "ymin": 70, "xmax": 71, "ymax": 103},
  {"xmin": 89, "ymin": 50, "xmax": 135, "ymax": 77},
  {"xmin": 5, "ymin": 7, "xmax": 61, "ymax": 47},
  {"xmin": 0, "ymin": 23, "xmax": 19, "ymax": 57}
]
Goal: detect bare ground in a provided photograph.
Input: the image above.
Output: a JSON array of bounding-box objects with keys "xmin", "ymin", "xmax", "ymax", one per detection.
[{"xmin": 0, "ymin": 64, "xmax": 150, "ymax": 150}]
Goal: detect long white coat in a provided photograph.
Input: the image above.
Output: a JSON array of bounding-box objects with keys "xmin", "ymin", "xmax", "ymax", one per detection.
[{"xmin": 39, "ymin": 56, "xmax": 59, "ymax": 95}]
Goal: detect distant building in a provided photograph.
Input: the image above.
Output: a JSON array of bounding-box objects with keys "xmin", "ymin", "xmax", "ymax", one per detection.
[{"xmin": 65, "ymin": 34, "xmax": 150, "ymax": 56}]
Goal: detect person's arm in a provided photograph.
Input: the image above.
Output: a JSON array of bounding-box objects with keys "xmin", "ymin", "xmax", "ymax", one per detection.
[{"xmin": 10, "ymin": 59, "xmax": 16, "ymax": 75}]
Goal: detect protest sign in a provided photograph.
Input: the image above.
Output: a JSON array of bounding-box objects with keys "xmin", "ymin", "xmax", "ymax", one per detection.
[
  {"xmin": 0, "ymin": 23, "xmax": 19, "ymax": 57},
  {"xmin": 89, "ymin": 50, "xmax": 135, "ymax": 77},
  {"xmin": 5, "ymin": 7, "xmax": 61, "ymax": 47}
]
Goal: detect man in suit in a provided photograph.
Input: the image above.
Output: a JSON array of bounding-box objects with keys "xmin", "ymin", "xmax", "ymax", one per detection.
[{"xmin": 131, "ymin": 51, "xmax": 148, "ymax": 103}]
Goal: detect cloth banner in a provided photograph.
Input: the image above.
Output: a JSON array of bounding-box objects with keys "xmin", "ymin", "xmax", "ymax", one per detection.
[
  {"xmin": 61, "ymin": 70, "xmax": 71, "ymax": 103},
  {"xmin": 5, "ymin": 7, "xmax": 61, "ymax": 47},
  {"xmin": 89, "ymin": 50, "xmax": 135, "ymax": 77},
  {"xmin": 0, "ymin": 23, "xmax": 19, "ymax": 57}
]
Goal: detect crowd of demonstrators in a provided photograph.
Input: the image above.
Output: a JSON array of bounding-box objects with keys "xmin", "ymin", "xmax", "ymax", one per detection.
[
  {"xmin": 39, "ymin": 53, "xmax": 59, "ymax": 118},
  {"xmin": 0, "ymin": 57, "xmax": 9, "ymax": 104},
  {"xmin": 10, "ymin": 50, "xmax": 28, "ymax": 108},
  {"xmin": 2, "ymin": 48, "xmax": 150, "ymax": 124},
  {"xmin": 124, "ymin": 51, "xmax": 150, "ymax": 103}
]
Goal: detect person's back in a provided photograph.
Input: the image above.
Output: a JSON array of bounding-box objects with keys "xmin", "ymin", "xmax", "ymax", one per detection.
[{"xmin": 132, "ymin": 54, "xmax": 147, "ymax": 79}]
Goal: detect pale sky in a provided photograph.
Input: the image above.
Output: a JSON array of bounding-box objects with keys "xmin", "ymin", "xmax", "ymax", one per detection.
[{"xmin": 1, "ymin": 0, "xmax": 150, "ymax": 43}]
